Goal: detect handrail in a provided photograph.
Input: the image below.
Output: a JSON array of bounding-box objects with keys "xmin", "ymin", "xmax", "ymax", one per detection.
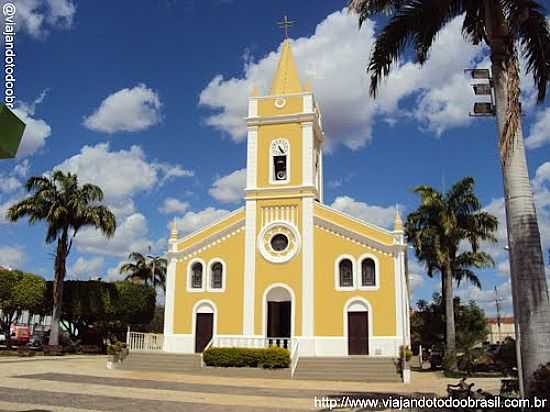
[
  {"xmin": 290, "ymin": 339, "xmax": 300, "ymax": 378},
  {"xmin": 200, "ymin": 336, "xmax": 215, "ymax": 367}
]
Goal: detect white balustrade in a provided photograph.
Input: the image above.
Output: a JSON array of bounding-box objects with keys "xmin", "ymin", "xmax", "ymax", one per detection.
[{"xmin": 127, "ymin": 332, "xmax": 164, "ymax": 352}]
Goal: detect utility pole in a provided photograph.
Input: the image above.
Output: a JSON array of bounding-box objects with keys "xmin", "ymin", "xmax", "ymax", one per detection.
[{"xmin": 494, "ymin": 286, "xmax": 503, "ymax": 343}]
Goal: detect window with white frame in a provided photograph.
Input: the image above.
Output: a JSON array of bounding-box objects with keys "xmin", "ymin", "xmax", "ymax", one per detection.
[
  {"xmin": 339, "ymin": 258, "xmax": 354, "ymax": 288},
  {"xmin": 210, "ymin": 262, "xmax": 223, "ymax": 290},
  {"xmin": 190, "ymin": 262, "xmax": 203, "ymax": 289},
  {"xmin": 361, "ymin": 258, "xmax": 376, "ymax": 287}
]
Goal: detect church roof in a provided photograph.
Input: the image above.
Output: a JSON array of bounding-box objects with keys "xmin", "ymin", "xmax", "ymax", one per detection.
[{"xmin": 270, "ymin": 40, "xmax": 303, "ymax": 95}]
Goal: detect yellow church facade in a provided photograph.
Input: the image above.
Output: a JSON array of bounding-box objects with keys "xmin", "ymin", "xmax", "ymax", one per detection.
[{"xmin": 163, "ymin": 40, "xmax": 410, "ymax": 358}]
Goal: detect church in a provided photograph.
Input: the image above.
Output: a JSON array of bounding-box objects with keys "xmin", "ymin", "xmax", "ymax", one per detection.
[{"xmin": 163, "ymin": 38, "xmax": 411, "ymax": 359}]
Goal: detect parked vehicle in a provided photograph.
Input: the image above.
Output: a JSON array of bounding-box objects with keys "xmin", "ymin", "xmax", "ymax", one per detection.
[
  {"xmin": 429, "ymin": 345, "xmax": 444, "ymax": 369},
  {"xmin": 10, "ymin": 325, "xmax": 30, "ymax": 346}
]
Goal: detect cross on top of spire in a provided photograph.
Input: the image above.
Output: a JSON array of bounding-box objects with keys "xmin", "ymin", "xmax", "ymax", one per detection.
[{"xmin": 277, "ymin": 15, "xmax": 295, "ymax": 39}]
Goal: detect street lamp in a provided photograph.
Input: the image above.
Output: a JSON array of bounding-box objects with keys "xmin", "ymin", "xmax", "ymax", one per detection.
[{"xmin": 465, "ymin": 69, "xmax": 496, "ymax": 117}]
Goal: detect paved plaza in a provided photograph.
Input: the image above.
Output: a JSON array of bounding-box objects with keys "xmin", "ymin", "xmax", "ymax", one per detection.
[{"xmin": 0, "ymin": 356, "xmax": 502, "ymax": 411}]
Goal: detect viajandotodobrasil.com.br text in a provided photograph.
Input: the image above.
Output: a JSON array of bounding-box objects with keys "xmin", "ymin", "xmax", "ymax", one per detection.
[{"xmin": 314, "ymin": 395, "xmax": 549, "ymax": 410}]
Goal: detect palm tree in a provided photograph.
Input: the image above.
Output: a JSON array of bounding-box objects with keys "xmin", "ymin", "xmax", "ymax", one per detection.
[
  {"xmin": 349, "ymin": 0, "xmax": 550, "ymax": 392},
  {"xmin": 406, "ymin": 177, "xmax": 497, "ymax": 370},
  {"xmin": 120, "ymin": 252, "xmax": 167, "ymax": 291},
  {"xmin": 7, "ymin": 171, "xmax": 116, "ymax": 345}
]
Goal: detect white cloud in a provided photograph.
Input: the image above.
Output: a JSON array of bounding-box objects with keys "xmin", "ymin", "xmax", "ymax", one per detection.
[
  {"xmin": 329, "ymin": 196, "xmax": 398, "ymax": 229},
  {"xmin": 83, "ymin": 84, "xmax": 162, "ymax": 133},
  {"xmin": 173, "ymin": 207, "xmax": 230, "ymax": 236},
  {"xmin": 199, "ymin": 11, "xmax": 496, "ymax": 149},
  {"xmin": 208, "ymin": 168, "xmax": 246, "ymax": 204},
  {"xmin": 54, "ymin": 143, "xmax": 193, "ymax": 218},
  {"xmin": 53, "ymin": 143, "xmax": 191, "ymax": 257},
  {"xmin": 11, "ymin": 91, "xmax": 52, "ymax": 158},
  {"xmin": 76, "ymin": 213, "xmax": 154, "ymax": 258},
  {"xmin": 526, "ymin": 107, "xmax": 550, "ymax": 149},
  {"xmin": 69, "ymin": 256, "xmax": 104, "ymax": 280},
  {"xmin": 0, "ymin": 0, "xmax": 76, "ymax": 38},
  {"xmin": 158, "ymin": 197, "xmax": 190, "ymax": 214},
  {"xmin": 0, "ymin": 245, "xmax": 25, "ymax": 268},
  {"xmin": 456, "ymin": 279, "xmax": 513, "ymax": 316}
]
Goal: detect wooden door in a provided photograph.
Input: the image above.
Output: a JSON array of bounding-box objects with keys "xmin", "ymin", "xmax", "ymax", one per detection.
[
  {"xmin": 347, "ymin": 311, "xmax": 368, "ymax": 355},
  {"xmin": 195, "ymin": 313, "xmax": 213, "ymax": 353},
  {"xmin": 267, "ymin": 301, "xmax": 291, "ymax": 338}
]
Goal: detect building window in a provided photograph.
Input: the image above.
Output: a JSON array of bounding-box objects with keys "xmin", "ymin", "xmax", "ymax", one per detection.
[
  {"xmin": 361, "ymin": 258, "xmax": 376, "ymax": 287},
  {"xmin": 210, "ymin": 262, "xmax": 223, "ymax": 289},
  {"xmin": 191, "ymin": 262, "xmax": 203, "ymax": 289},
  {"xmin": 339, "ymin": 259, "xmax": 354, "ymax": 288}
]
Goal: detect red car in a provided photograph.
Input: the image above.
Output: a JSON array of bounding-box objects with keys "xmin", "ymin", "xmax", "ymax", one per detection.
[{"xmin": 10, "ymin": 325, "xmax": 30, "ymax": 345}]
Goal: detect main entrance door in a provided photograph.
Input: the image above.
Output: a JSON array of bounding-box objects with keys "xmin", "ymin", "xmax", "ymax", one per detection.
[
  {"xmin": 195, "ymin": 313, "xmax": 213, "ymax": 353},
  {"xmin": 347, "ymin": 311, "xmax": 369, "ymax": 355},
  {"xmin": 267, "ymin": 301, "xmax": 291, "ymax": 338}
]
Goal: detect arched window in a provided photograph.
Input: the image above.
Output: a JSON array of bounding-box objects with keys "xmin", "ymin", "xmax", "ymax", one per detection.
[
  {"xmin": 339, "ymin": 259, "xmax": 354, "ymax": 288},
  {"xmin": 210, "ymin": 262, "xmax": 223, "ymax": 289},
  {"xmin": 361, "ymin": 258, "xmax": 376, "ymax": 287},
  {"xmin": 191, "ymin": 262, "xmax": 203, "ymax": 289}
]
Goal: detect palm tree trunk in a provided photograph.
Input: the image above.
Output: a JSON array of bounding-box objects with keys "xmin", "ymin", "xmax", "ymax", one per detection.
[
  {"xmin": 486, "ymin": 1, "xmax": 550, "ymax": 395},
  {"xmin": 442, "ymin": 263, "xmax": 457, "ymax": 371},
  {"xmin": 49, "ymin": 229, "xmax": 68, "ymax": 346}
]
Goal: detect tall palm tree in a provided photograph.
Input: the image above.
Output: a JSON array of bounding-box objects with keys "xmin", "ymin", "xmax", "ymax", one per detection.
[
  {"xmin": 406, "ymin": 177, "xmax": 497, "ymax": 370},
  {"xmin": 7, "ymin": 171, "xmax": 116, "ymax": 345},
  {"xmin": 349, "ymin": 0, "xmax": 550, "ymax": 393},
  {"xmin": 120, "ymin": 252, "xmax": 167, "ymax": 291}
]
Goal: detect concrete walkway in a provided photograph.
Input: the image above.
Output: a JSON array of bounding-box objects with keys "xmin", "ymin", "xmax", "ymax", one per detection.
[{"xmin": 0, "ymin": 356, "xmax": 502, "ymax": 411}]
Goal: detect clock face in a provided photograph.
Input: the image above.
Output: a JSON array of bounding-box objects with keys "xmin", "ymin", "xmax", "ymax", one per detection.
[{"xmin": 271, "ymin": 139, "xmax": 289, "ymax": 156}]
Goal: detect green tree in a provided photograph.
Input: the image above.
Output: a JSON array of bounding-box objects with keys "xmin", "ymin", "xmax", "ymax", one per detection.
[
  {"xmin": 350, "ymin": 0, "xmax": 550, "ymax": 393},
  {"xmin": 405, "ymin": 177, "xmax": 497, "ymax": 370},
  {"xmin": 120, "ymin": 251, "xmax": 167, "ymax": 291},
  {"xmin": 0, "ymin": 268, "xmax": 46, "ymax": 346},
  {"xmin": 7, "ymin": 171, "xmax": 116, "ymax": 345},
  {"xmin": 412, "ymin": 294, "xmax": 490, "ymax": 358}
]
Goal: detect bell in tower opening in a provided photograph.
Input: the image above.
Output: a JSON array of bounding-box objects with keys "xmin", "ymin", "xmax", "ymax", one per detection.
[{"xmin": 274, "ymin": 155, "xmax": 287, "ymax": 181}]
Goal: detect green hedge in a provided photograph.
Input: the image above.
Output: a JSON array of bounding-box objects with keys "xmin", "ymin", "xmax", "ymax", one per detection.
[{"xmin": 203, "ymin": 347, "xmax": 290, "ymax": 369}]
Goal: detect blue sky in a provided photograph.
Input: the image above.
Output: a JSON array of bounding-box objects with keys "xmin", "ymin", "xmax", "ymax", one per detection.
[{"xmin": 1, "ymin": 0, "xmax": 549, "ymax": 316}]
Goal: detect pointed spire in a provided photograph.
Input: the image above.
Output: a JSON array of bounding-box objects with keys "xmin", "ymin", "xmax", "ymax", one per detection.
[
  {"xmin": 170, "ymin": 218, "xmax": 178, "ymax": 242},
  {"xmin": 270, "ymin": 40, "xmax": 303, "ymax": 95},
  {"xmin": 394, "ymin": 205, "xmax": 403, "ymax": 232}
]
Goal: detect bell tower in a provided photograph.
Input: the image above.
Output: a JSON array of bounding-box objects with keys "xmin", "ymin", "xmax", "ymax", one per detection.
[
  {"xmin": 241, "ymin": 31, "xmax": 325, "ymax": 340},
  {"xmin": 244, "ymin": 39, "xmax": 325, "ymax": 199}
]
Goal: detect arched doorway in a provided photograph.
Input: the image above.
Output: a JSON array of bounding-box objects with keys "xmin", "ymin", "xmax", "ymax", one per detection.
[
  {"xmin": 193, "ymin": 300, "xmax": 216, "ymax": 353},
  {"xmin": 344, "ymin": 298, "xmax": 371, "ymax": 355},
  {"xmin": 263, "ymin": 285, "xmax": 293, "ymax": 347}
]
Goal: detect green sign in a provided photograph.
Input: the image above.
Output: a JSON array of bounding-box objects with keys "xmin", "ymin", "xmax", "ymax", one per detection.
[{"xmin": 0, "ymin": 104, "xmax": 26, "ymax": 159}]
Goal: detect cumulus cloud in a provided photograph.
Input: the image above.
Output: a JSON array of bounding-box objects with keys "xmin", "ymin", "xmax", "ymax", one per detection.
[
  {"xmin": 525, "ymin": 107, "xmax": 550, "ymax": 149},
  {"xmin": 199, "ymin": 11, "xmax": 511, "ymax": 150},
  {"xmin": 69, "ymin": 256, "xmax": 104, "ymax": 280},
  {"xmin": 158, "ymin": 198, "xmax": 190, "ymax": 214},
  {"xmin": 53, "ymin": 143, "xmax": 192, "ymax": 257},
  {"xmin": 11, "ymin": 91, "xmax": 52, "ymax": 157},
  {"xmin": 208, "ymin": 168, "xmax": 246, "ymax": 204},
  {"xmin": 0, "ymin": 0, "xmax": 76, "ymax": 38},
  {"xmin": 329, "ymin": 196, "xmax": 398, "ymax": 229},
  {"xmin": 83, "ymin": 84, "xmax": 162, "ymax": 133},
  {"xmin": 173, "ymin": 207, "xmax": 230, "ymax": 236},
  {"xmin": 0, "ymin": 245, "xmax": 25, "ymax": 268}
]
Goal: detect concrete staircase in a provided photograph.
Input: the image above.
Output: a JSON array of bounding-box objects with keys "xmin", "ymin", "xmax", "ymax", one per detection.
[
  {"xmin": 293, "ymin": 356, "xmax": 401, "ymax": 382},
  {"xmin": 120, "ymin": 352, "xmax": 201, "ymax": 373}
]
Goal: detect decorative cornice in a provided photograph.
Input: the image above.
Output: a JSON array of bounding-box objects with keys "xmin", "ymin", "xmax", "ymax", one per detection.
[
  {"xmin": 169, "ymin": 220, "xmax": 245, "ymax": 260},
  {"xmin": 314, "ymin": 216, "xmax": 398, "ymax": 256},
  {"xmin": 246, "ymin": 112, "xmax": 316, "ymax": 126}
]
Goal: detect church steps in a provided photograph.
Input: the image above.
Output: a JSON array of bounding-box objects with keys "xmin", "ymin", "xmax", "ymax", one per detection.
[
  {"xmin": 293, "ymin": 356, "xmax": 401, "ymax": 382},
  {"xmin": 120, "ymin": 352, "xmax": 201, "ymax": 372}
]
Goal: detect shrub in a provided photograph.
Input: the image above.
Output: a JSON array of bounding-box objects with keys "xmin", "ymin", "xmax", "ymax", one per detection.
[{"xmin": 203, "ymin": 347, "xmax": 290, "ymax": 369}]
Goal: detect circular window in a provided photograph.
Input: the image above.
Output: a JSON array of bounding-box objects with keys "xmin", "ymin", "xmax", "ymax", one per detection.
[
  {"xmin": 258, "ymin": 222, "xmax": 301, "ymax": 264},
  {"xmin": 274, "ymin": 97, "xmax": 287, "ymax": 109},
  {"xmin": 270, "ymin": 234, "xmax": 289, "ymax": 251}
]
